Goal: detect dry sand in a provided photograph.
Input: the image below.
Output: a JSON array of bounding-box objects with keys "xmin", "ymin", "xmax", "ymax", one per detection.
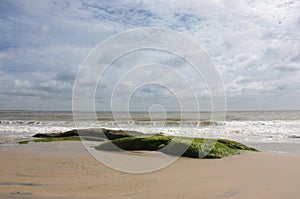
[{"xmin": 0, "ymin": 141, "xmax": 300, "ymax": 199}]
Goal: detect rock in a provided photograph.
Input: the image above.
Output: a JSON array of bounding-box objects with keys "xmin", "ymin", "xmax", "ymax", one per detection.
[
  {"xmin": 288, "ymin": 135, "xmax": 300, "ymax": 139},
  {"xmin": 33, "ymin": 130, "xmax": 78, "ymax": 138},
  {"xmin": 95, "ymin": 135, "xmax": 259, "ymax": 159},
  {"xmin": 33, "ymin": 128, "xmax": 144, "ymax": 140}
]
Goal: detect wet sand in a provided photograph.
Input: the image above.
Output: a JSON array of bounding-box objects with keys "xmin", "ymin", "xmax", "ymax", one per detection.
[{"xmin": 0, "ymin": 141, "xmax": 300, "ymax": 199}]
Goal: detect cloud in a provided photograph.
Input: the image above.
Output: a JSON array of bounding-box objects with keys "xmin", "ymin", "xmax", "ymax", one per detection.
[{"xmin": 0, "ymin": 0, "xmax": 299, "ymax": 110}]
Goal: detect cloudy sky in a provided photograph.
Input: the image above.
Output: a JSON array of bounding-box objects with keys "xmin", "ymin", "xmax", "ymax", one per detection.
[{"xmin": 0, "ymin": 0, "xmax": 299, "ymax": 111}]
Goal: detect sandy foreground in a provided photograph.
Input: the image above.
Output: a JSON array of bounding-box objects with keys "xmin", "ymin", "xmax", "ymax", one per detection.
[{"xmin": 0, "ymin": 141, "xmax": 300, "ymax": 199}]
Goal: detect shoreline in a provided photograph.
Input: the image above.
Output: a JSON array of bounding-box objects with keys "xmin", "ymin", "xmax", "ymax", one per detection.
[{"xmin": 1, "ymin": 141, "xmax": 300, "ymax": 198}]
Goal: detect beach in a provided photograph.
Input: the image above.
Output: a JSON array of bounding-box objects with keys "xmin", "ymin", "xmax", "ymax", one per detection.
[
  {"xmin": 1, "ymin": 0, "xmax": 299, "ymax": 198},
  {"xmin": 1, "ymin": 141, "xmax": 300, "ymax": 199}
]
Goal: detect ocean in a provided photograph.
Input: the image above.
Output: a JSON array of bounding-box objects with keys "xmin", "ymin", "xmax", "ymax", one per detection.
[{"xmin": 1, "ymin": 110, "xmax": 300, "ymax": 153}]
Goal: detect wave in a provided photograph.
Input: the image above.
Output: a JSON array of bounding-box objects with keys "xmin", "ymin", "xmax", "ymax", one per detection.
[
  {"xmin": 0, "ymin": 120, "xmax": 44, "ymax": 125},
  {"xmin": 1, "ymin": 119, "xmax": 300, "ymax": 144}
]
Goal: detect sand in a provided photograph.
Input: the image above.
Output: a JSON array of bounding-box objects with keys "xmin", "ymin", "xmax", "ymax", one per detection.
[{"xmin": 0, "ymin": 141, "xmax": 300, "ymax": 199}]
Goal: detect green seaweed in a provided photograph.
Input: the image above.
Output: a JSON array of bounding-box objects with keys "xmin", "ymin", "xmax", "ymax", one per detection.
[
  {"xmin": 95, "ymin": 135, "xmax": 258, "ymax": 159},
  {"xmin": 18, "ymin": 136, "xmax": 81, "ymax": 144},
  {"xmin": 18, "ymin": 140, "xmax": 29, "ymax": 144},
  {"xmin": 18, "ymin": 136, "xmax": 107, "ymax": 144},
  {"xmin": 33, "ymin": 136, "xmax": 81, "ymax": 142},
  {"xmin": 217, "ymin": 139, "xmax": 259, "ymax": 151}
]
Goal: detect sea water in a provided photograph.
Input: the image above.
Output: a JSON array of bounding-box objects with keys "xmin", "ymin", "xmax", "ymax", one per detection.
[{"xmin": 0, "ymin": 110, "xmax": 300, "ymax": 152}]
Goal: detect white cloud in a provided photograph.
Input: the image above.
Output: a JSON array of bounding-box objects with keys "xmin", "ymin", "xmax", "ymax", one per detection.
[{"xmin": 0, "ymin": 0, "xmax": 299, "ymax": 110}]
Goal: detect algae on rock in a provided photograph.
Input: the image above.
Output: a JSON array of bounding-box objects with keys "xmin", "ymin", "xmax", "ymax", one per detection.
[{"xmin": 95, "ymin": 135, "xmax": 258, "ymax": 159}]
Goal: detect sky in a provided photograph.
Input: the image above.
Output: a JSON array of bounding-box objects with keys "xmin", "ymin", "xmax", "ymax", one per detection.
[{"xmin": 0, "ymin": 0, "xmax": 299, "ymax": 111}]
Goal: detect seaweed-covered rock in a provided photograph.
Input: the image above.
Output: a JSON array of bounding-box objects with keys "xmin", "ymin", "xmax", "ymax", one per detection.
[
  {"xmin": 33, "ymin": 128, "xmax": 143, "ymax": 140},
  {"xmin": 95, "ymin": 135, "xmax": 258, "ymax": 159},
  {"xmin": 33, "ymin": 129, "xmax": 78, "ymax": 138}
]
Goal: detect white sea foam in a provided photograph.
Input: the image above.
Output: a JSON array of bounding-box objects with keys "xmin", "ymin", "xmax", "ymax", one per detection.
[
  {"xmin": 116, "ymin": 120, "xmax": 300, "ymax": 144},
  {"xmin": 1, "ymin": 111, "xmax": 300, "ymax": 147}
]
